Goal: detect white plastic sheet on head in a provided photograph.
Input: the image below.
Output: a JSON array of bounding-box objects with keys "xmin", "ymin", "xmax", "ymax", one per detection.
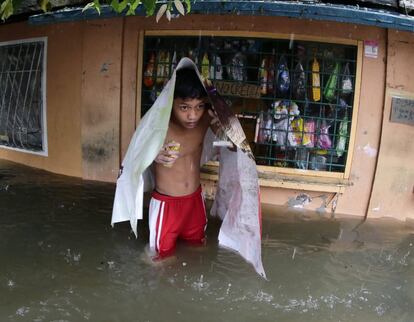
[{"xmin": 112, "ymin": 57, "xmax": 266, "ymax": 278}]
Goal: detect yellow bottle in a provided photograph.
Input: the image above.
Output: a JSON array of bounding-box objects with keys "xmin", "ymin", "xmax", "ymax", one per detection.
[{"xmin": 311, "ymin": 58, "xmax": 321, "ymax": 102}]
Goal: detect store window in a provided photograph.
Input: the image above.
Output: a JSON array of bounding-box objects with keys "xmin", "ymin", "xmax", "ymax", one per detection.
[
  {"xmin": 141, "ymin": 34, "xmax": 358, "ymax": 174},
  {"xmin": 0, "ymin": 38, "xmax": 47, "ymax": 154}
]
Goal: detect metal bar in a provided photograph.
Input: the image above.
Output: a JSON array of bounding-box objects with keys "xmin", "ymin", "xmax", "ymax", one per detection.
[
  {"xmin": 0, "ymin": 50, "xmax": 8, "ymax": 133},
  {"xmin": 12, "ymin": 44, "xmax": 31, "ymax": 148},
  {"xmin": 0, "ymin": 46, "xmax": 14, "ymax": 131},
  {"xmin": 25, "ymin": 42, "xmax": 43, "ymax": 150},
  {"xmin": 4, "ymin": 45, "xmax": 23, "ymax": 140},
  {"xmin": 20, "ymin": 43, "xmax": 38, "ymax": 149}
]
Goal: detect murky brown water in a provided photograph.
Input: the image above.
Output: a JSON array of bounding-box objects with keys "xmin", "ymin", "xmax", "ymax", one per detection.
[{"xmin": 1, "ymin": 160, "xmax": 413, "ymax": 322}]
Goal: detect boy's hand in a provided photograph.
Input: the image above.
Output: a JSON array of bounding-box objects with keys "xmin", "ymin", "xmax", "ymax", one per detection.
[
  {"xmin": 155, "ymin": 141, "xmax": 180, "ymax": 167},
  {"xmin": 208, "ymin": 109, "xmax": 220, "ymax": 134}
]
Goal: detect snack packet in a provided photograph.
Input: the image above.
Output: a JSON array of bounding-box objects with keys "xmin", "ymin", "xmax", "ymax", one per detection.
[{"xmin": 163, "ymin": 140, "xmax": 181, "ymax": 168}]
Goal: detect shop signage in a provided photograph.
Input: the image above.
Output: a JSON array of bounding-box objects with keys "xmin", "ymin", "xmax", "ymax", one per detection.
[
  {"xmin": 364, "ymin": 40, "xmax": 378, "ymax": 58},
  {"xmin": 390, "ymin": 96, "xmax": 414, "ymax": 126},
  {"xmin": 213, "ymin": 81, "xmax": 261, "ymax": 99}
]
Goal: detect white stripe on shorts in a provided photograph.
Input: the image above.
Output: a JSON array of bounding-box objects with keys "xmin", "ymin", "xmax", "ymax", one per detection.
[
  {"xmin": 149, "ymin": 198, "xmax": 163, "ymax": 251},
  {"xmin": 156, "ymin": 202, "xmax": 165, "ymax": 252}
]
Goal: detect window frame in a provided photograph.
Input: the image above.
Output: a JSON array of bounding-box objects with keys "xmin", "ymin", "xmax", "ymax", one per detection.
[
  {"xmin": 0, "ymin": 37, "xmax": 48, "ymax": 156},
  {"xmin": 138, "ymin": 30, "xmax": 363, "ymax": 184}
]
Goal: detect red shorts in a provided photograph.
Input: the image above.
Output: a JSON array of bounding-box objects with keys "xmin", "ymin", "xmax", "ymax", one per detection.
[{"xmin": 148, "ymin": 186, "xmax": 207, "ymax": 258}]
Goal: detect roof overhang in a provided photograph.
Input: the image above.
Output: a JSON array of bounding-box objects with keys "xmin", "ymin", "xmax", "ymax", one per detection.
[{"xmin": 28, "ymin": 1, "xmax": 414, "ymax": 33}]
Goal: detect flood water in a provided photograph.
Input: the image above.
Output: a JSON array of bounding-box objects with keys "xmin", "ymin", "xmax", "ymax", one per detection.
[{"xmin": 1, "ymin": 160, "xmax": 413, "ymax": 322}]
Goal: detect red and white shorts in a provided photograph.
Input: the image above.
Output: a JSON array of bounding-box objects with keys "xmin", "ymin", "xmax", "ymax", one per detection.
[{"xmin": 148, "ymin": 186, "xmax": 207, "ymax": 258}]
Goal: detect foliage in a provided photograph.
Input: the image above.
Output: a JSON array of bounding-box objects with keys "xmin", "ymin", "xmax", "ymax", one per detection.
[
  {"xmin": 1, "ymin": 0, "xmax": 14, "ymax": 21},
  {"xmin": 0, "ymin": 0, "xmax": 191, "ymax": 22}
]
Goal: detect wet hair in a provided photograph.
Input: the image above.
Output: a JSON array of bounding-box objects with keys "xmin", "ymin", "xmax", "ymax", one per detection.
[{"xmin": 174, "ymin": 68, "xmax": 207, "ymax": 99}]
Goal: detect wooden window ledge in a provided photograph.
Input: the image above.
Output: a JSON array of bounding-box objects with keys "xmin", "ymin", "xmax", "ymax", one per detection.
[{"xmin": 201, "ymin": 165, "xmax": 352, "ymax": 193}]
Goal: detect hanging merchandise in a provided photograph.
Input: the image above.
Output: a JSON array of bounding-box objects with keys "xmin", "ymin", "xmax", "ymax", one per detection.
[
  {"xmin": 259, "ymin": 57, "xmax": 268, "ymax": 95},
  {"xmin": 339, "ymin": 98, "xmax": 348, "ymax": 109},
  {"xmin": 295, "ymin": 147, "xmax": 309, "ymax": 170},
  {"xmin": 292, "ymin": 62, "xmax": 306, "ymax": 100},
  {"xmin": 209, "ymin": 54, "xmax": 223, "ymax": 80},
  {"xmin": 311, "ymin": 58, "xmax": 321, "ymax": 102},
  {"xmin": 201, "ymin": 53, "xmax": 210, "ymax": 79},
  {"xmin": 317, "ymin": 119, "xmax": 332, "ymax": 150},
  {"xmin": 341, "ymin": 62, "xmax": 353, "ymax": 95},
  {"xmin": 247, "ymin": 39, "xmax": 257, "ymax": 52},
  {"xmin": 303, "ymin": 119, "xmax": 316, "ymax": 147},
  {"xmin": 156, "ymin": 51, "xmax": 164, "ymax": 85},
  {"xmin": 232, "ymin": 52, "xmax": 247, "ymax": 81},
  {"xmin": 324, "ymin": 62, "xmax": 340, "ymax": 102},
  {"xmin": 255, "ymin": 111, "xmax": 273, "ymax": 144},
  {"xmin": 188, "ymin": 49, "xmax": 194, "ymax": 62},
  {"xmin": 291, "ymin": 118, "xmax": 304, "ymax": 146},
  {"xmin": 164, "ymin": 51, "xmax": 170, "ymax": 79},
  {"xmin": 287, "ymin": 102, "xmax": 300, "ymax": 146},
  {"xmin": 143, "ymin": 52, "xmax": 155, "ymax": 88},
  {"xmin": 309, "ymin": 154, "xmax": 327, "ymax": 171},
  {"xmin": 276, "ymin": 55, "xmax": 290, "ymax": 96},
  {"xmin": 336, "ymin": 114, "xmax": 348, "ymax": 157},
  {"xmin": 267, "ymin": 54, "xmax": 275, "ymax": 95},
  {"xmin": 271, "ymin": 101, "xmax": 299, "ymax": 147},
  {"xmin": 156, "ymin": 51, "xmax": 170, "ymax": 85},
  {"xmin": 272, "ymin": 101, "xmax": 289, "ymax": 146}
]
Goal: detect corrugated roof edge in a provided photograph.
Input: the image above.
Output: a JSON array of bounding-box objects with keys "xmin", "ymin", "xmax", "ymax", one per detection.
[{"xmin": 28, "ymin": 1, "xmax": 414, "ymax": 32}]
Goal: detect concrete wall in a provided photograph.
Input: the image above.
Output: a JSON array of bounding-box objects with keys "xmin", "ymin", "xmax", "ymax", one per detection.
[
  {"xmin": 0, "ymin": 22, "xmax": 83, "ymax": 177},
  {"xmin": 80, "ymin": 19, "xmax": 123, "ymax": 182},
  {"xmin": 367, "ymin": 30, "xmax": 414, "ymax": 220},
  {"xmin": 0, "ymin": 19, "xmax": 124, "ymax": 182},
  {"xmin": 0, "ymin": 15, "xmax": 412, "ymax": 219}
]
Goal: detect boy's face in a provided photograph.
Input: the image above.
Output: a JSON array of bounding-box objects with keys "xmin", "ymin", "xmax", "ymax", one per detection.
[{"xmin": 172, "ymin": 97, "xmax": 206, "ymax": 129}]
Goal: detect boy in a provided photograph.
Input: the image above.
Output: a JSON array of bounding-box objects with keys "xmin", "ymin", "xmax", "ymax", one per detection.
[
  {"xmin": 148, "ymin": 68, "xmax": 214, "ymax": 259},
  {"xmin": 112, "ymin": 58, "xmax": 265, "ymax": 276}
]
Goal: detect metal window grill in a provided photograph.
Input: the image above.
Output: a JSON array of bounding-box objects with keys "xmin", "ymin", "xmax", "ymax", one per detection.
[
  {"xmin": 0, "ymin": 40, "xmax": 45, "ymax": 152},
  {"xmin": 141, "ymin": 36, "xmax": 357, "ymax": 173}
]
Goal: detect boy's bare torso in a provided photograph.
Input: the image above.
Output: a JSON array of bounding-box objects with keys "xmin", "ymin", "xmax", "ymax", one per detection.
[{"xmin": 154, "ymin": 114, "xmax": 210, "ymax": 196}]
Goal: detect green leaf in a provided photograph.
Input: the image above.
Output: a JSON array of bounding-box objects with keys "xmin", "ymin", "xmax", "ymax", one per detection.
[
  {"xmin": 93, "ymin": 0, "xmax": 101, "ymax": 15},
  {"xmin": 142, "ymin": 0, "xmax": 156, "ymax": 16},
  {"xmin": 184, "ymin": 0, "xmax": 190, "ymax": 13},
  {"xmin": 82, "ymin": 2, "xmax": 95, "ymax": 12},
  {"xmin": 82, "ymin": 0, "xmax": 101, "ymax": 15},
  {"xmin": 118, "ymin": 0, "xmax": 128, "ymax": 12},
  {"xmin": 0, "ymin": 0, "xmax": 14, "ymax": 21},
  {"xmin": 110, "ymin": 0, "xmax": 119, "ymax": 13},
  {"xmin": 110, "ymin": 0, "xmax": 119, "ymax": 12},
  {"xmin": 38, "ymin": 0, "xmax": 51, "ymax": 13},
  {"xmin": 126, "ymin": 0, "xmax": 140, "ymax": 16},
  {"xmin": 111, "ymin": 0, "xmax": 129, "ymax": 13}
]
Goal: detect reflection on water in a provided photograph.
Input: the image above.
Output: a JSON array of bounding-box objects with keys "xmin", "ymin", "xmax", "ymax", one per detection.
[{"xmin": 1, "ymin": 160, "xmax": 413, "ymax": 322}]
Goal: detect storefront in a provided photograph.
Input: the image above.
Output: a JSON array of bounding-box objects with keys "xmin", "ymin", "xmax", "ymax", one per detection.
[
  {"xmin": 0, "ymin": 2, "xmax": 413, "ymax": 220},
  {"xmin": 140, "ymin": 31, "xmax": 360, "ymax": 188}
]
